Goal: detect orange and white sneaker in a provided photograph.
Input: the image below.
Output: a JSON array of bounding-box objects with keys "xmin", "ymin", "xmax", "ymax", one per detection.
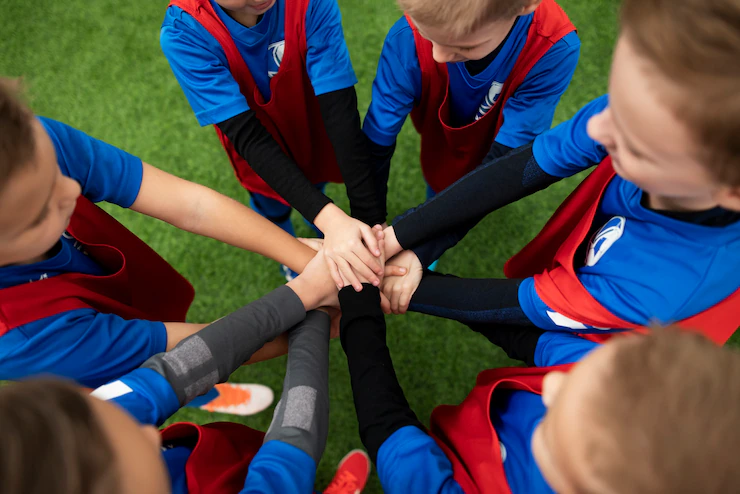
[
  {"xmin": 199, "ymin": 382, "xmax": 274, "ymax": 416},
  {"xmin": 323, "ymin": 449, "xmax": 371, "ymax": 494}
]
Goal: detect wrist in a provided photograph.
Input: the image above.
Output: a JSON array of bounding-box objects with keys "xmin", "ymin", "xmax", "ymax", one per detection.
[
  {"xmin": 384, "ymin": 227, "xmax": 402, "ymax": 258},
  {"xmin": 286, "ymin": 277, "xmax": 318, "ymax": 312},
  {"xmin": 313, "ymin": 203, "xmax": 343, "ymax": 232}
]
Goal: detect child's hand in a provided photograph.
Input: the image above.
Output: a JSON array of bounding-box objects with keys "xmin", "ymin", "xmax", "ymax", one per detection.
[
  {"xmin": 287, "ymin": 249, "xmax": 342, "ymax": 310},
  {"xmin": 380, "ymin": 250, "xmax": 423, "ymax": 314},
  {"xmin": 314, "ymin": 204, "xmax": 384, "ymax": 291}
]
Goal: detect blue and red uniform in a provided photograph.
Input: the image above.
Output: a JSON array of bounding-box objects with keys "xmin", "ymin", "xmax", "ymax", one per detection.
[
  {"xmin": 363, "ymin": 0, "xmax": 580, "ymax": 193},
  {"xmin": 160, "ymin": 0, "xmax": 354, "ymax": 203},
  {"xmin": 510, "ymin": 96, "xmax": 740, "ymax": 342},
  {"xmin": 0, "ymin": 118, "xmax": 193, "ymax": 388}
]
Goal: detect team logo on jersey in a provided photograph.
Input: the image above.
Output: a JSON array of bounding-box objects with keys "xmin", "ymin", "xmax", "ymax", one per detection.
[
  {"xmin": 475, "ymin": 81, "xmax": 503, "ymax": 121},
  {"xmin": 585, "ymin": 216, "xmax": 625, "ymax": 267},
  {"xmin": 267, "ymin": 40, "xmax": 285, "ymax": 78}
]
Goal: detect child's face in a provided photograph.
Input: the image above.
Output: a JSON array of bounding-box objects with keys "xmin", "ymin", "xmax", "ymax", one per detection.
[
  {"xmin": 216, "ymin": 0, "xmax": 277, "ymax": 16},
  {"xmin": 587, "ymin": 35, "xmax": 740, "ymax": 211},
  {"xmin": 0, "ymin": 120, "xmax": 81, "ymax": 267},
  {"xmin": 412, "ymin": 0, "xmax": 540, "ymax": 65},
  {"xmin": 531, "ymin": 342, "xmax": 616, "ymax": 493},
  {"xmin": 86, "ymin": 394, "xmax": 171, "ymax": 494}
]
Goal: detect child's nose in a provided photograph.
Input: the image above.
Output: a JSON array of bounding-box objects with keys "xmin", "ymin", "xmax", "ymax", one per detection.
[
  {"xmin": 431, "ymin": 43, "xmax": 457, "ymax": 64},
  {"xmin": 586, "ymin": 109, "xmax": 615, "ymax": 148}
]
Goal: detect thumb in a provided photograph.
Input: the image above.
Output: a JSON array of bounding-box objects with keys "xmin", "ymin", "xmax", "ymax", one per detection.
[{"xmin": 298, "ymin": 237, "xmax": 323, "ymax": 252}]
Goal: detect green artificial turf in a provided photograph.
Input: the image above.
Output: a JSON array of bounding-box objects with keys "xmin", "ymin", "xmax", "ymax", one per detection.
[{"xmin": 3, "ymin": 0, "xmax": 734, "ymax": 491}]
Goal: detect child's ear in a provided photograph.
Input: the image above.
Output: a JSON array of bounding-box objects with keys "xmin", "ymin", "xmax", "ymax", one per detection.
[
  {"xmin": 519, "ymin": 0, "xmax": 543, "ymax": 16},
  {"xmin": 715, "ymin": 185, "xmax": 740, "ymax": 212},
  {"xmin": 541, "ymin": 371, "xmax": 566, "ymax": 409}
]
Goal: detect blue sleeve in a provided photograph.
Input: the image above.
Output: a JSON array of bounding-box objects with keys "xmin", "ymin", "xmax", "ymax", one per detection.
[
  {"xmin": 532, "ymin": 95, "xmax": 610, "ymax": 178},
  {"xmin": 534, "ymin": 331, "xmax": 600, "ymax": 367},
  {"xmin": 240, "ymin": 440, "xmax": 316, "ymax": 494},
  {"xmin": 495, "ymin": 32, "xmax": 580, "ymax": 149},
  {"xmin": 376, "ymin": 426, "xmax": 464, "ymax": 494},
  {"xmin": 362, "ymin": 17, "xmax": 422, "ymax": 147},
  {"xmin": 160, "ymin": 6, "xmax": 251, "ymax": 126},
  {"xmin": 0, "ymin": 308, "xmax": 167, "ymax": 389},
  {"xmin": 39, "ymin": 117, "xmax": 143, "ymax": 207},
  {"xmin": 91, "ymin": 368, "xmax": 181, "ymax": 426},
  {"xmin": 304, "ymin": 0, "xmax": 357, "ymax": 96}
]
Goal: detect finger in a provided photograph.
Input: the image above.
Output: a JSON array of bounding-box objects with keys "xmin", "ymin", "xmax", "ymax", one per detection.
[
  {"xmin": 326, "ymin": 257, "xmax": 344, "ymax": 289},
  {"xmin": 380, "ymin": 291, "xmax": 392, "ymax": 314},
  {"xmin": 399, "ymin": 284, "xmax": 414, "ymax": 314},
  {"xmin": 346, "ymin": 252, "xmax": 380, "ymax": 286},
  {"xmin": 348, "ymin": 246, "xmax": 382, "ymax": 281},
  {"xmin": 373, "ymin": 224, "xmax": 385, "ymax": 240},
  {"xmin": 297, "ymin": 237, "xmax": 323, "ymax": 251},
  {"xmin": 391, "ymin": 283, "xmax": 403, "ymax": 314},
  {"xmin": 359, "ymin": 224, "xmax": 381, "ymax": 258},
  {"xmin": 336, "ymin": 256, "xmax": 363, "ymax": 292},
  {"xmin": 384, "ymin": 265, "xmax": 407, "ymax": 277}
]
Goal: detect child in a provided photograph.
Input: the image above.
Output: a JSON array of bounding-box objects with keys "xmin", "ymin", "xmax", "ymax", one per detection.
[
  {"xmin": 379, "ymin": 0, "xmax": 740, "ymax": 343},
  {"xmin": 338, "ymin": 283, "xmax": 740, "ymax": 493},
  {"xmin": 160, "ymin": 0, "xmax": 385, "ymax": 289},
  {"xmin": 0, "ymin": 80, "xmax": 316, "ymax": 388},
  {"xmin": 363, "ymin": 0, "xmax": 580, "ymax": 213},
  {"xmin": 0, "ymin": 250, "xmax": 371, "ymax": 494}
]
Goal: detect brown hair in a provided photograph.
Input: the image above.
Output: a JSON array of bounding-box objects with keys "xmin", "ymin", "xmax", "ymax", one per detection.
[
  {"xmin": 621, "ymin": 0, "xmax": 740, "ymax": 186},
  {"xmin": 0, "ymin": 79, "xmax": 36, "ymax": 193},
  {"xmin": 398, "ymin": 0, "xmax": 533, "ymax": 38},
  {"xmin": 0, "ymin": 379, "xmax": 120, "ymax": 494},
  {"xmin": 582, "ymin": 329, "xmax": 740, "ymax": 493}
]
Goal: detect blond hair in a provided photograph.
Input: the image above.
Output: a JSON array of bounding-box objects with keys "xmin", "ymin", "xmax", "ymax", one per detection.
[
  {"xmin": 582, "ymin": 329, "xmax": 740, "ymax": 493},
  {"xmin": 621, "ymin": 0, "xmax": 740, "ymax": 186},
  {"xmin": 398, "ymin": 0, "xmax": 532, "ymax": 38}
]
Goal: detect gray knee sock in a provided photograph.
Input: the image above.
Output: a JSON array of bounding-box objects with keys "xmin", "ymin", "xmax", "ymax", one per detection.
[{"xmin": 264, "ymin": 310, "xmax": 331, "ymax": 465}]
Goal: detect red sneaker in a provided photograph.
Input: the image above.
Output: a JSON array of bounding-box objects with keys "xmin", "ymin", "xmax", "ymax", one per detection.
[{"xmin": 323, "ymin": 449, "xmax": 371, "ymax": 494}]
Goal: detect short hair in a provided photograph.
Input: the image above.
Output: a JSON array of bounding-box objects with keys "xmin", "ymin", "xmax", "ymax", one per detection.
[
  {"xmin": 582, "ymin": 329, "xmax": 740, "ymax": 493},
  {"xmin": 398, "ymin": 0, "xmax": 532, "ymax": 38},
  {"xmin": 0, "ymin": 379, "xmax": 120, "ymax": 494},
  {"xmin": 621, "ymin": 0, "xmax": 740, "ymax": 186},
  {"xmin": 0, "ymin": 79, "xmax": 36, "ymax": 194}
]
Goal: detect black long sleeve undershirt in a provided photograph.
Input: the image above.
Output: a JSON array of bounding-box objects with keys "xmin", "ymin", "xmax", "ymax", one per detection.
[
  {"xmin": 339, "ymin": 285, "xmax": 424, "ymax": 463},
  {"xmin": 318, "ymin": 87, "xmax": 386, "ymax": 225},
  {"xmin": 217, "ymin": 87, "xmax": 384, "ymax": 224},
  {"xmin": 394, "ymin": 143, "xmax": 560, "ymax": 254}
]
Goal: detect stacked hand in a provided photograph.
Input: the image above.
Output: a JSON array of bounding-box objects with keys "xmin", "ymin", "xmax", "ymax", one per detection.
[{"xmin": 313, "ymin": 204, "xmax": 385, "ymax": 291}]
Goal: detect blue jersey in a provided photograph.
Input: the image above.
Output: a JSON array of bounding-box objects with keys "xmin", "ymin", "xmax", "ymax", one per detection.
[
  {"xmin": 518, "ymin": 95, "xmax": 740, "ymax": 331},
  {"xmin": 93, "ymin": 369, "xmax": 316, "ymax": 494},
  {"xmin": 362, "ymin": 14, "xmax": 580, "ymax": 148},
  {"xmin": 161, "ymin": 0, "xmax": 357, "ymax": 127},
  {"xmin": 375, "ymin": 332, "xmax": 594, "ymax": 494},
  {"xmin": 0, "ymin": 117, "xmax": 166, "ymax": 388}
]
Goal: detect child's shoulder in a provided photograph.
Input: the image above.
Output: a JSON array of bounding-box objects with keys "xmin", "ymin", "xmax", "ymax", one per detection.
[{"xmin": 385, "ymin": 15, "xmax": 415, "ymax": 44}]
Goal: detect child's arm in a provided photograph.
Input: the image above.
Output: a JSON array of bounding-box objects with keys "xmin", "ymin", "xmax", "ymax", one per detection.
[
  {"xmin": 383, "ymin": 95, "xmax": 612, "ymax": 258},
  {"xmin": 242, "ymin": 310, "xmax": 331, "ymax": 493},
  {"xmin": 383, "ymin": 143, "xmax": 559, "ymax": 258},
  {"xmin": 130, "ymin": 162, "xmax": 314, "ymax": 274},
  {"xmin": 340, "ymin": 285, "xmax": 464, "ymax": 494}
]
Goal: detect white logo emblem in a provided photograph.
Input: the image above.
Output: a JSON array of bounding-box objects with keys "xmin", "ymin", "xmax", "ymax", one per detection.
[
  {"xmin": 267, "ymin": 40, "xmax": 285, "ymax": 78},
  {"xmin": 585, "ymin": 216, "xmax": 625, "ymax": 267},
  {"xmin": 475, "ymin": 81, "xmax": 503, "ymax": 120}
]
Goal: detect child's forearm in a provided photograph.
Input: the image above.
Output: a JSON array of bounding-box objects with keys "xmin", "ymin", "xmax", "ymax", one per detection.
[
  {"xmin": 318, "ymin": 87, "xmax": 386, "ymax": 226},
  {"xmin": 132, "ymin": 163, "xmax": 315, "ymax": 273},
  {"xmin": 391, "ymin": 143, "xmax": 558, "ymax": 251},
  {"xmin": 141, "ymin": 286, "xmax": 306, "ymax": 407},
  {"xmin": 340, "ymin": 285, "xmax": 424, "ymax": 462}
]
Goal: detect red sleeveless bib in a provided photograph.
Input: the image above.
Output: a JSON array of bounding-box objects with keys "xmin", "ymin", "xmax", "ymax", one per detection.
[
  {"xmin": 505, "ymin": 158, "xmax": 740, "ymax": 344},
  {"xmin": 408, "ymin": 0, "xmax": 575, "ymax": 193},
  {"xmin": 161, "ymin": 421, "xmax": 264, "ymax": 494},
  {"xmin": 169, "ymin": 0, "xmax": 342, "ymax": 205},
  {"xmin": 430, "ymin": 364, "xmax": 571, "ymax": 493},
  {"xmin": 0, "ymin": 196, "xmax": 194, "ymax": 336}
]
